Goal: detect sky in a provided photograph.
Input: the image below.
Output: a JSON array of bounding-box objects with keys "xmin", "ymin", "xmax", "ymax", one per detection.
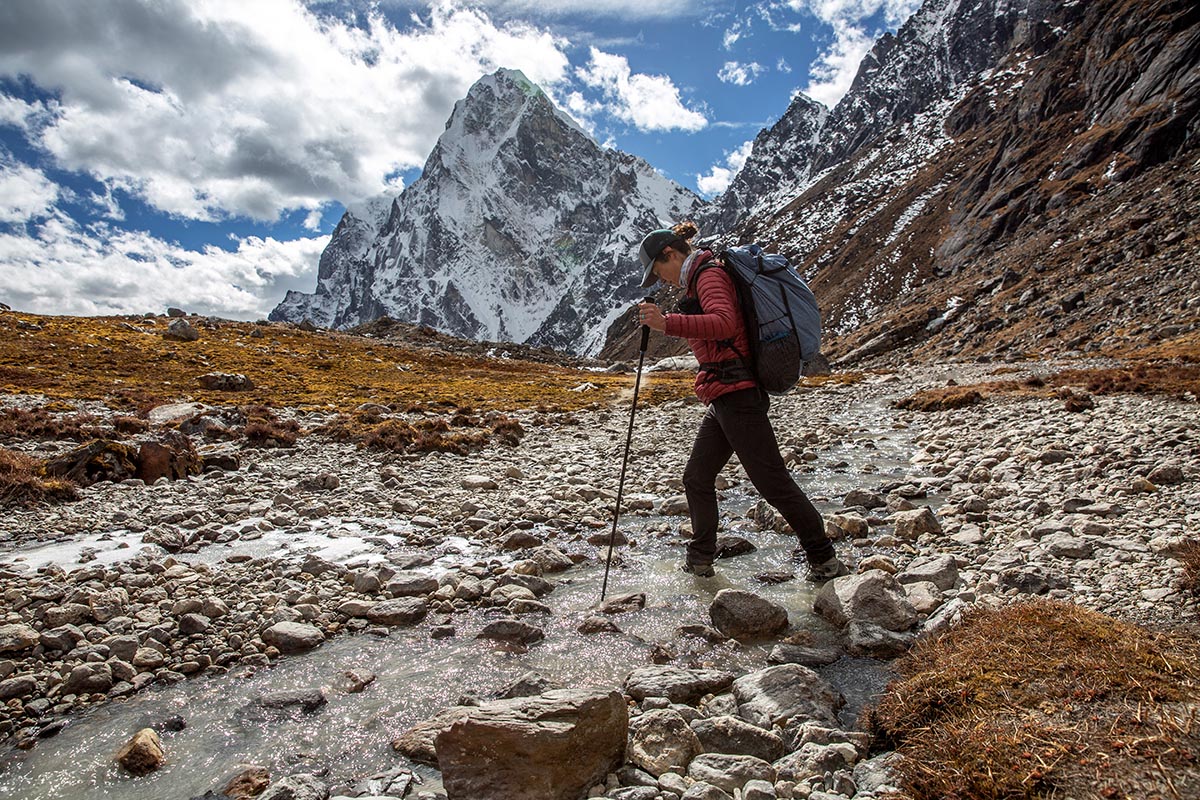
[{"xmin": 0, "ymin": 0, "xmax": 923, "ymax": 321}]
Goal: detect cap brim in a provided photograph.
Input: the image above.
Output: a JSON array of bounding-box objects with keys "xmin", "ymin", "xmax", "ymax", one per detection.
[{"xmin": 639, "ymin": 261, "xmax": 657, "ymax": 288}]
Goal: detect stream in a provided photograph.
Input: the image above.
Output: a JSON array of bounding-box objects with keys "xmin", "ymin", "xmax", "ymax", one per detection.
[{"xmin": 0, "ymin": 392, "xmax": 919, "ymax": 799}]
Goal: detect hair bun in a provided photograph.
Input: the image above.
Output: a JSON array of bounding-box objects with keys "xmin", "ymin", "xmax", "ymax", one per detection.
[{"xmin": 673, "ymin": 221, "xmax": 699, "ymax": 241}]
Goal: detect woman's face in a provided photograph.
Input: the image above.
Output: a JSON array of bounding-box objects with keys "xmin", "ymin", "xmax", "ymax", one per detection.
[{"xmin": 652, "ymin": 246, "xmax": 685, "ymax": 286}]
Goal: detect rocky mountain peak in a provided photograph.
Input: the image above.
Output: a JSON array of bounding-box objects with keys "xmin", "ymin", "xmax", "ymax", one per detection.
[{"xmin": 271, "ymin": 69, "xmax": 700, "ymax": 354}]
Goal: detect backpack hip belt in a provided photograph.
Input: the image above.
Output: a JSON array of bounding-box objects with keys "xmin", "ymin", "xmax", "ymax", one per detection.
[{"xmin": 698, "ymin": 358, "xmax": 755, "ymax": 384}]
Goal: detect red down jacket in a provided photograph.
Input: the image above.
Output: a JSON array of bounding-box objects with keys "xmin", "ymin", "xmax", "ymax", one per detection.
[{"xmin": 662, "ymin": 250, "xmax": 757, "ymax": 405}]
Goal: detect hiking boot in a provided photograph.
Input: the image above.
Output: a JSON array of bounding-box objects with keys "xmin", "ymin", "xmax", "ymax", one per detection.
[
  {"xmin": 807, "ymin": 555, "xmax": 850, "ymax": 581},
  {"xmin": 681, "ymin": 561, "xmax": 715, "ymax": 578}
]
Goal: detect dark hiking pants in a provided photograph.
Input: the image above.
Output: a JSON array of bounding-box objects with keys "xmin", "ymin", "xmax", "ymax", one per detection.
[{"xmin": 682, "ymin": 387, "xmax": 834, "ymax": 567}]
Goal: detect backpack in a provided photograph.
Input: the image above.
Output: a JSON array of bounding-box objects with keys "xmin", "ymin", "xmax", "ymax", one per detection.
[{"xmin": 685, "ymin": 244, "xmax": 821, "ymax": 395}]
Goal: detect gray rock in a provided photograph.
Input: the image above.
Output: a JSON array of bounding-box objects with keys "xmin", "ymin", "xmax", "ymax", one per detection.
[
  {"xmin": 813, "ymin": 570, "xmax": 918, "ymax": 632},
  {"xmin": 261, "ymin": 621, "xmax": 324, "ymax": 654},
  {"xmin": 624, "ymin": 666, "xmax": 736, "ymax": 705},
  {"xmin": 709, "ymin": 590, "xmax": 789, "ymax": 640},
  {"xmin": 257, "ymin": 774, "xmax": 329, "ymax": 800},
  {"xmin": 198, "ymin": 372, "xmax": 254, "ymax": 391},
  {"xmin": 257, "ymin": 689, "xmax": 327, "ymax": 713},
  {"xmin": 687, "ymin": 753, "xmax": 776, "ymax": 795},
  {"xmin": 1041, "ymin": 532, "xmax": 1093, "ymax": 559},
  {"xmin": 0, "ymin": 675, "xmax": 37, "ymax": 700},
  {"xmin": 895, "ymin": 554, "xmax": 959, "ymax": 590},
  {"xmin": 164, "ymin": 318, "xmax": 200, "ymax": 342},
  {"xmin": 366, "ymin": 598, "xmax": 428, "ymax": 626},
  {"xmin": 742, "ymin": 778, "xmax": 777, "ymax": 800},
  {"xmin": 62, "ymin": 662, "xmax": 114, "ymax": 695},
  {"xmin": 846, "ymin": 621, "xmax": 915, "ymax": 658},
  {"xmin": 680, "ymin": 783, "xmax": 733, "ymax": 800},
  {"xmin": 435, "ymin": 689, "xmax": 627, "ymax": 800},
  {"xmin": 731, "ymin": 665, "xmax": 842, "ymax": 729},
  {"xmin": 690, "ymin": 715, "xmax": 786, "ymax": 762},
  {"xmin": 476, "ymin": 619, "xmax": 544, "ymax": 645},
  {"xmin": 892, "ymin": 507, "xmax": 942, "ymax": 539},
  {"xmin": 774, "ymin": 742, "xmax": 856, "ymax": 783},
  {"xmin": 628, "ymin": 708, "xmax": 703, "ymax": 776}
]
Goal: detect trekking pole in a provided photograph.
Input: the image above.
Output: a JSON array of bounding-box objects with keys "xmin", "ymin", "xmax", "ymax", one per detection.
[{"xmin": 600, "ymin": 296, "xmax": 655, "ymax": 602}]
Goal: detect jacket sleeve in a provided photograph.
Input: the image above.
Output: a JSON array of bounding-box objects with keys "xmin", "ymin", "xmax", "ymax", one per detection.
[{"xmin": 663, "ymin": 268, "xmax": 742, "ymax": 341}]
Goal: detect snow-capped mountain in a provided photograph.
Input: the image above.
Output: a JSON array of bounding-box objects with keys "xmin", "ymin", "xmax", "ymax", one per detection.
[{"xmin": 271, "ymin": 68, "xmax": 700, "ymax": 355}]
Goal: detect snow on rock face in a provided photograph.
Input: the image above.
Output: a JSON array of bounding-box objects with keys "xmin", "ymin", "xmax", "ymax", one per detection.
[{"xmin": 272, "ymin": 68, "xmax": 700, "ymax": 356}]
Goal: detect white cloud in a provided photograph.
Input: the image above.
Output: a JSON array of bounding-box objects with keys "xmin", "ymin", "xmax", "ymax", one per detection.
[
  {"xmin": 777, "ymin": 57, "xmax": 793, "ymax": 73},
  {"xmin": 718, "ymin": 62, "xmax": 767, "ymax": 86},
  {"xmin": 0, "ymin": 213, "xmax": 326, "ymax": 319},
  {"xmin": 802, "ymin": 24, "xmax": 876, "ymax": 107},
  {"xmin": 0, "ymin": 0, "xmax": 571, "ymax": 223},
  {"xmin": 788, "ymin": 0, "xmax": 922, "ymax": 107},
  {"xmin": 462, "ymin": 0, "xmax": 696, "ymax": 19},
  {"xmin": 577, "ymin": 48, "xmax": 707, "ymax": 132},
  {"xmin": 722, "ymin": 25, "xmax": 744, "ymax": 50},
  {"xmin": 0, "ymin": 159, "xmax": 58, "ymax": 224},
  {"xmin": 696, "ymin": 138, "xmax": 754, "ymax": 195}
]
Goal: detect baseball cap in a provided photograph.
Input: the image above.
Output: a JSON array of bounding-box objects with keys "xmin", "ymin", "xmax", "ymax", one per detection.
[{"xmin": 637, "ymin": 229, "xmax": 676, "ymax": 288}]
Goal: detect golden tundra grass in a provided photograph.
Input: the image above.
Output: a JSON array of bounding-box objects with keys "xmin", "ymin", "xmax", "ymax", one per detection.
[{"xmin": 868, "ymin": 600, "xmax": 1200, "ymax": 800}]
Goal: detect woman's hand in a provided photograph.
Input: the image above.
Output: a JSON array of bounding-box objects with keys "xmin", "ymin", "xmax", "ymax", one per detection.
[{"xmin": 637, "ymin": 301, "xmax": 666, "ymax": 332}]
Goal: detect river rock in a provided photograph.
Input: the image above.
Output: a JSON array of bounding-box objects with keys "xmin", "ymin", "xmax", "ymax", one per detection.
[
  {"xmin": 895, "ymin": 554, "xmax": 959, "ymax": 590},
  {"xmin": 690, "ymin": 715, "xmax": 786, "ymax": 762},
  {"xmin": 825, "ymin": 513, "xmax": 869, "ymax": 540},
  {"xmin": 774, "ymin": 741, "xmax": 856, "ymax": 782},
  {"xmin": 365, "ymin": 598, "xmax": 428, "ymax": 626},
  {"xmin": 392, "ymin": 706, "xmax": 474, "ymax": 765},
  {"xmin": 62, "ymin": 662, "xmax": 114, "ymax": 695},
  {"xmin": 598, "ymin": 592, "xmax": 646, "ymax": 615},
  {"xmin": 624, "ymin": 666, "xmax": 736, "ymax": 705},
  {"xmin": 731, "ymin": 665, "xmax": 843, "ymax": 729},
  {"xmin": 813, "ymin": 570, "xmax": 918, "ymax": 632},
  {"xmin": 476, "ymin": 619, "xmax": 544, "ymax": 645},
  {"xmin": 0, "ymin": 675, "xmax": 37, "ymax": 700},
  {"xmin": 0, "ymin": 624, "xmax": 39, "ymax": 654},
  {"xmin": 261, "ymin": 622, "xmax": 324, "ymax": 654},
  {"xmin": 709, "ymin": 590, "xmax": 789, "ymax": 640},
  {"xmin": 89, "ymin": 588, "xmax": 130, "ymax": 623},
  {"xmin": 223, "ymin": 765, "xmax": 271, "ymax": 799},
  {"xmin": 434, "ymin": 689, "xmax": 627, "ymax": 800},
  {"xmin": 116, "ymin": 728, "xmax": 165, "ymax": 775},
  {"xmin": 627, "ymin": 708, "xmax": 703, "ymax": 776},
  {"xmin": 686, "ymin": 753, "xmax": 776, "ymax": 795},
  {"xmin": 257, "ymin": 774, "xmax": 328, "ymax": 800},
  {"xmin": 257, "ymin": 689, "xmax": 327, "ymax": 713},
  {"xmin": 892, "ymin": 507, "xmax": 942, "ymax": 539}
]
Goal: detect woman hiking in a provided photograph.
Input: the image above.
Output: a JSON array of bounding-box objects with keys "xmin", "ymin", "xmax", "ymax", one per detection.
[{"xmin": 635, "ymin": 222, "xmax": 848, "ymax": 581}]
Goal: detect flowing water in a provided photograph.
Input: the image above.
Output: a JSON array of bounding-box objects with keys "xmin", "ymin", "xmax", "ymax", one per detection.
[{"xmin": 0, "ymin": 392, "xmax": 917, "ymax": 799}]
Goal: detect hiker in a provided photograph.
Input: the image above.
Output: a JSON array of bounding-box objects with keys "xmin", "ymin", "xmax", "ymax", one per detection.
[{"xmin": 635, "ymin": 222, "xmax": 847, "ymax": 581}]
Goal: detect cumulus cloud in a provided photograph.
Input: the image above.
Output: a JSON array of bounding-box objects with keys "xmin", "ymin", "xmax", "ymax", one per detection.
[
  {"xmin": 696, "ymin": 138, "xmax": 754, "ymax": 196},
  {"xmin": 788, "ymin": 0, "xmax": 922, "ymax": 107},
  {"xmin": 718, "ymin": 62, "xmax": 767, "ymax": 87},
  {"xmin": 0, "ymin": 0, "xmax": 571, "ymax": 222},
  {"xmin": 0, "ymin": 213, "xmax": 326, "ymax": 319},
  {"xmin": 577, "ymin": 48, "xmax": 706, "ymax": 132},
  {"xmin": 464, "ymin": 0, "xmax": 695, "ymax": 19},
  {"xmin": 0, "ymin": 159, "xmax": 58, "ymax": 223}
]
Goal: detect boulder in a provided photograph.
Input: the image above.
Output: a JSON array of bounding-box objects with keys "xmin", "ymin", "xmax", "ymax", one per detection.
[
  {"xmin": 813, "ymin": 570, "xmax": 918, "ymax": 632},
  {"xmin": 624, "ymin": 666, "xmax": 736, "ymax": 705},
  {"xmin": 198, "ymin": 372, "xmax": 255, "ymax": 391},
  {"xmin": 774, "ymin": 741, "xmax": 855, "ymax": 782},
  {"xmin": 393, "ymin": 707, "xmax": 474, "ymax": 765},
  {"xmin": 686, "ymin": 753, "xmax": 776, "ymax": 795},
  {"xmin": 476, "ymin": 619, "xmax": 544, "ymax": 646},
  {"xmin": 895, "ymin": 554, "xmax": 959, "ymax": 591},
  {"xmin": 365, "ymin": 598, "xmax": 428, "ymax": 626},
  {"xmin": 223, "ymin": 765, "xmax": 271, "ymax": 799},
  {"xmin": 628, "ymin": 708, "xmax": 703, "ymax": 776},
  {"xmin": 62, "ymin": 662, "xmax": 114, "ymax": 695},
  {"xmin": 731, "ymin": 665, "xmax": 843, "ymax": 729},
  {"xmin": 690, "ymin": 715, "xmax": 786, "ymax": 762},
  {"xmin": 116, "ymin": 728, "xmax": 165, "ymax": 775},
  {"xmin": 709, "ymin": 590, "xmax": 788, "ymax": 640},
  {"xmin": 164, "ymin": 318, "xmax": 200, "ymax": 342},
  {"xmin": 137, "ymin": 431, "xmax": 202, "ymax": 483},
  {"xmin": 435, "ymin": 689, "xmax": 628, "ymax": 800},
  {"xmin": 257, "ymin": 774, "xmax": 328, "ymax": 800},
  {"xmin": 261, "ymin": 622, "xmax": 324, "ymax": 654},
  {"xmin": 892, "ymin": 507, "xmax": 942, "ymax": 540},
  {"xmin": 0, "ymin": 624, "xmax": 39, "ymax": 654},
  {"xmin": 44, "ymin": 440, "xmax": 138, "ymax": 486},
  {"xmin": 825, "ymin": 513, "xmax": 869, "ymax": 540}
]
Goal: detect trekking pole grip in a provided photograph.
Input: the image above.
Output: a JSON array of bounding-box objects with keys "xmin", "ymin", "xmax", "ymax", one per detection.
[{"xmin": 639, "ymin": 295, "xmax": 655, "ymax": 352}]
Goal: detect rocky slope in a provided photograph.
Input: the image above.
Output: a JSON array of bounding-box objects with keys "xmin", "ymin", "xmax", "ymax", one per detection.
[
  {"xmin": 272, "ymin": 68, "xmax": 700, "ymax": 356},
  {"xmin": 715, "ymin": 0, "xmax": 1199, "ymax": 366}
]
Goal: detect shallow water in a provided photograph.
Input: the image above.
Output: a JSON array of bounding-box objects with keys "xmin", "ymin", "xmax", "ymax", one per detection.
[{"xmin": 0, "ymin": 392, "xmax": 916, "ymax": 799}]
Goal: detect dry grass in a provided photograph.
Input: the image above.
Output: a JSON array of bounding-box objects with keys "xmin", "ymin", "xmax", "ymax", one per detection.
[
  {"xmin": 0, "ymin": 448, "xmax": 79, "ymax": 506},
  {"xmin": 1180, "ymin": 541, "xmax": 1200, "ymax": 599},
  {"xmin": 868, "ymin": 600, "xmax": 1200, "ymax": 800},
  {"xmin": 0, "ymin": 407, "xmax": 103, "ymax": 442},
  {"xmin": 0, "ymin": 312, "xmax": 695, "ymax": 414},
  {"xmin": 241, "ymin": 404, "xmax": 301, "ymax": 447},
  {"xmin": 316, "ymin": 410, "xmax": 524, "ymax": 456},
  {"xmin": 894, "ymin": 387, "xmax": 985, "ymax": 411}
]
